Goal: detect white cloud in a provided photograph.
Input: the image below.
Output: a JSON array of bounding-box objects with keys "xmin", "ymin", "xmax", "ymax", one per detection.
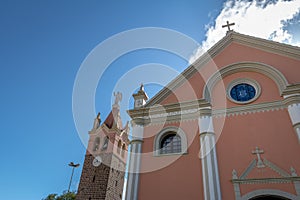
[{"xmin": 189, "ymin": 0, "xmax": 300, "ymax": 63}]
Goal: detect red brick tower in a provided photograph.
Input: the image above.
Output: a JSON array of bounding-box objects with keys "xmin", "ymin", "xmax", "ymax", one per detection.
[{"xmin": 76, "ymin": 93, "xmax": 129, "ymax": 200}]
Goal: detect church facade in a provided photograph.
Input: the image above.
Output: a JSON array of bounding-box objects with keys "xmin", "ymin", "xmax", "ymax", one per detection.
[
  {"xmin": 125, "ymin": 31, "xmax": 300, "ymax": 200},
  {"xmin": 77, "ymin": 31, "xmax": 300, "ymax": 200}
]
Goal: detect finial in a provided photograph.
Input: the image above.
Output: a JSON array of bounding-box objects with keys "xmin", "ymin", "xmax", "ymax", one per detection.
[
  {"xmin": 113, "ymin": 91, "xmax": 122, "ymax": 105},
  {"xmin": 139, "ymin": 83, "xmax": 144, "ymax": 91},
  {"xmin": 291, "ymin": 167, "xmax": 297, "ymax": 176},
  {"xmin": 93, "ymin": 112, "xmax": 101, "ymax": 129},
  {"xmin": 232, "ymin": 169, "xmax": 238, "ymax": 179}
]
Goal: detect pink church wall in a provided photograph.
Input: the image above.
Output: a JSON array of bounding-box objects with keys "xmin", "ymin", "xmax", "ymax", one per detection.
[
  {"xmin": 138, "ymin": 40, "xmax": 300, "ymax": 199},
  {"xmin": 138, "ymin": 120, "xmax": 204, "ymax": 199},
  {"xmin": 215, "ymin": 110, "xmax": 300, "ymax": 198}
]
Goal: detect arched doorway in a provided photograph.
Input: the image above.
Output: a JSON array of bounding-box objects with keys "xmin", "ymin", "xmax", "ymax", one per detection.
[{"xmin": 249, "ymin": 195, "xmax": 290, "ymax": 200}]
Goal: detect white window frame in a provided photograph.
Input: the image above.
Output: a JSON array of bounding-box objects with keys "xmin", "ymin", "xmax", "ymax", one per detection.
[{"xmin": 153, "ymin": 126, "xmax": 188, "ymax": 156}]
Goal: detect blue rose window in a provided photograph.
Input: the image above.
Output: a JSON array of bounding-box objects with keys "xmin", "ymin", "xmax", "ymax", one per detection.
[{"xmin": 230, "ymin": 83, "xmax": 256, "ymax": 102}]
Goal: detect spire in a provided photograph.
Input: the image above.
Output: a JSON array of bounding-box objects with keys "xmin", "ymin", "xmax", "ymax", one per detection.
[
  {"xmin": 93, "ymin": 112, "xmax": 101, "ymax": 129},
  {"xmin": 102, "ymin": 91, "xmax": 123, "ymax": 129}
]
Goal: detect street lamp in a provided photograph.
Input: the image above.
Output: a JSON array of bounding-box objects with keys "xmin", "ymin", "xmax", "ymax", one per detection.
[{"xmin": 68, "ymin": 162, "xmax": 80, "ymax": 192}]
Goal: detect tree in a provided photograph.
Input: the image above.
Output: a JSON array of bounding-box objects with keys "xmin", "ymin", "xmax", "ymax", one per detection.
[{"xmin": 42, "ymin": 191, "xmax": 75, "ymax": 200}]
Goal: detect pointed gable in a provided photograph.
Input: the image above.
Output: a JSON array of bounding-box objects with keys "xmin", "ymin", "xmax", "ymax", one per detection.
[
  {"xmin": 103, "ymin": 106, "xmax": 122, "ymax": 129},
  {"xmin": 144, "ymin": 31, "xmax": 300, "ymax": 107}
]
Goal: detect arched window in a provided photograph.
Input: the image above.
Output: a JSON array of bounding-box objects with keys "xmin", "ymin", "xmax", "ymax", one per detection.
[
  {"xmin": 117, "ymin": 140, "xmax": 122, "ymax": 154},
  {"xmin": 121, "ymin": 143, "xmax": 126, "ymax": 157},
  {"xmin": 102, "ymin": 136, "xmax": 109, "ymax": 150},
  {"xmin": 93, "ymin": 137, "xmax": 100, "ymax": 151},
  {"xmin": 160, "ymin": 133, "xmax": 181, "ymax": 154},
  {"xmin": 153, "ymin": 127, "xmax": 187, "ymax": 156}
]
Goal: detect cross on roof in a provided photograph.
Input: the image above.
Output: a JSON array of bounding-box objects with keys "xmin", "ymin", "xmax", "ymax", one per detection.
[
  {"xmin": 222, "ymin": 21, "xmax": 235, "ymax": 32},
  {"xmin": 252, "ymin": 147, "xmax": 265, "ymax": 168}
]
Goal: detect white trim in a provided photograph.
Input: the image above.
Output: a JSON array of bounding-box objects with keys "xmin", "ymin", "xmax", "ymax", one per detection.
[
  {"xmin": 199, "ymin": 115, "xmax": 214, "ymax": 134},
  {"xmin": 211, "ymin": 136, "xmax": 222, "ymax": 200},
  {"xmin": 287, "ymin": 103, "xmax": 300, "ymax": 125},
  {"xmin": 200, "ymin": 134, "xmax": 222, "ymax": 200},
  {"xmin": 226, "ymin": 78, "xmax": 261, "ymax": 104},
  {"xmin": 153, "ymin": 126, "xmax": 188, "ymax": 156},
  {"xmin": 204, "ymin": 62, "xmax": 289, "ymax": 102},
  {"xmin": 131, "ymin": 124, "xmax": 144, "ymax": 140},
  {"xmin": 133, "ymin": 143, "xmax": 141, "ymax": 200},
  {"xmin": 205, "ymin": 136, "xmax": 214, "ymax": 199},
  {"xmin": 200, "ymin": 136, "xmax": 208, "ymax": 200}
]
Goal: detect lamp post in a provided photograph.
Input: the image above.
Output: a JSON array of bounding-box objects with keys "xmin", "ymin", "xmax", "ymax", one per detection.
[{"xmin": 68, "ymin": 162, "xmax": 80, "ymax": 192}]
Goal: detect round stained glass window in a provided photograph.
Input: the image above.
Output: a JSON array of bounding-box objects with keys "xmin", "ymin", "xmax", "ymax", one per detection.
[
  {"xmin": 230, "ymin": 83, "xmax": 256, "ymax": 102},
  {"xmin": 227, "ymin": 79, "xmax": 261, "ymax": 104}
]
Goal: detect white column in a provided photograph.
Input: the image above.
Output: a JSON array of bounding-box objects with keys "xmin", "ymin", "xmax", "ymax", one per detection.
[
  {"xmin": 125, "ymin": 120, "xmax": 144, "ymax": 200},
  {"xmin": 284, "ymin": 94, "xmax": 300, "ymax": 142},
  {"xmin": 198, "ymin": 108, "xmax": 222, "ymax": 200}
]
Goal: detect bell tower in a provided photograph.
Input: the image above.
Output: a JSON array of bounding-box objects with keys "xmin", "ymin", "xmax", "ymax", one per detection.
[{"xmin": 76, "ymin": 92, "xmax": 129, "ymax": 200}]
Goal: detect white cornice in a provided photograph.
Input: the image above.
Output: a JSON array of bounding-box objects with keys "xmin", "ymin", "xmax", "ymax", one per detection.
[{"xmin": 128, "ymin": 99, "xmax": 300, "ymax": 125}]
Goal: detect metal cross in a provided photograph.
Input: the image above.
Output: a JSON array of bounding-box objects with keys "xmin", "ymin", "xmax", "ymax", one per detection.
[
  {"xmin": 222, "ymin": 21, "xmax": 235, "ymax": 31},
  {"xmin": 252, "ymin": 147, "xmax": 265, "ymax": 168}
]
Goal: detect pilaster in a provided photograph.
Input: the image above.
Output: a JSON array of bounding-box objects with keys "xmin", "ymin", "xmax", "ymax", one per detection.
[
  {"xmin": 125, "ymin": 119, "xmax": 144, "ymax": 200},
  {"xmin": 198, "ymin": 108, "xmax": 222, "ymax": 200},
  {"xmin": 284, "ymin": 94, "xmax": 300, "ymax": 142}
]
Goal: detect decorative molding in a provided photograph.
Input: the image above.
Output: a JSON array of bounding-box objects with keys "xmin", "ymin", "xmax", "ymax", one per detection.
[
  {"xmin": 232, "ymin": 148, "xmax": 300, "ymax": 199},
  {"xmin": 204, "ymin": 62, "xmax": 289, "ymax": 102},
  {"xmin": 283, "ymin": 94, "xmax": 300, "ymax": 106},
  {"xmin": 240, "ymin": 159, "xmax": 256, "ymax": 179},
  {"xmin": 282, "ymin": 83, "xmax": 300, "ymax": 96},
  {"xmin": 233, "ymin": 177, "xmax": 300, "ymax": 184},
  {"xmin": 128, "ymin": 99, "xmax": 210, "ymax": 119},
  {"xmin": 264, "ymin": 158, "xmax": 290, "ymax": 177},
  {"xmin": 231, "ymin": 31, "xmax": 300, "ymax": 60},
  {"xmin": 127, "ymin": 96, "xmax": 300, "ymax": 125},
  {"xmin": 128, "ymin": 100, "xmax": 296, "ymax": 125},
  {"xmin": 213, "ymin": 100, "xmax": 286, "ymax": 118}
]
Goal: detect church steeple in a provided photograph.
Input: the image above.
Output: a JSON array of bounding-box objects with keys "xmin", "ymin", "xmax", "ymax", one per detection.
[{"xmin": 76, "ymin": 91, "xmax": 129, "ymax": 200}]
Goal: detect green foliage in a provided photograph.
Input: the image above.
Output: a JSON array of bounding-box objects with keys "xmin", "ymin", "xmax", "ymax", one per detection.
[{"xmin": 43, "ymin": 191, "xmax": 76, "ymax": 200}]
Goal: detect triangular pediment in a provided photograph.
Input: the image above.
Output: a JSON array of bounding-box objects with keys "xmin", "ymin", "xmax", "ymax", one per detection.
[
  {"xmin": 232, "ymin": 157, "xmax": 299, "ymax": 185},
  {"xmin": 144, "ymin": 31, "xmax": 300, "ymax": 107},
  {"xmin": 238, "ymin": 158, "xmax": 290, "ymax": 180}
]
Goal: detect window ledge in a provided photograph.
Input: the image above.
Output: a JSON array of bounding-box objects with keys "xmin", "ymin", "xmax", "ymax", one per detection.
[{"xmin": 153, "ymin": 151, "xmax": 188, "ymax": 157}]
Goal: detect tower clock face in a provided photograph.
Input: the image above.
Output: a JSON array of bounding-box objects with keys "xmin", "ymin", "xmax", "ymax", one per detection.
[
  {"xmin": 135, "ymin": 99, "xmax": 143, "ymax": 107},
  {"xmin": 92, "ymin": 156, "xmax": 102, "ymax": 167}
]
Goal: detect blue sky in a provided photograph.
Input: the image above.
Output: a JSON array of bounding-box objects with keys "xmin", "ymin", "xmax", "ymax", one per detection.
[{"xmin": 0, "ymin": 0, "xmax": 299, "ymax": 200}]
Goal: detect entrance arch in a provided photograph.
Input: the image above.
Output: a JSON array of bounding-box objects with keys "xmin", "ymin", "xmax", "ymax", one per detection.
[
  {"xmin": 249, "ymin": 195, "xmax": 290, "ymax": 200},
  {"xmin": 241, "ymin": 189, "xmax": 297, "ymax": 200}
]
